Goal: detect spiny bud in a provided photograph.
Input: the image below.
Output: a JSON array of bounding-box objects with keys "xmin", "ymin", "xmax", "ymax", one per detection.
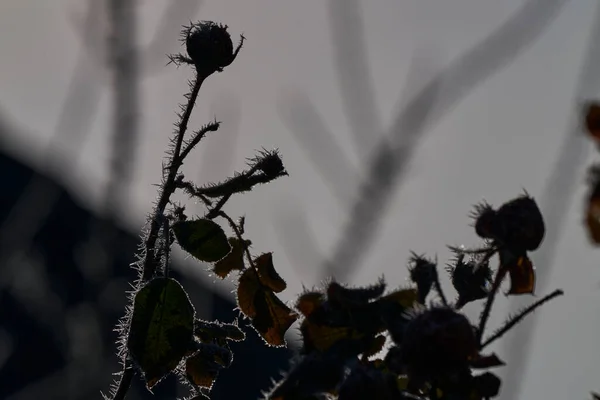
[
  {"xmin": 401, "ymin": 307, "xmax": 477, "ymax": 382},
  {"xmin": 185, "ymin": 21, "xmax": 241, "ymax": 76}
]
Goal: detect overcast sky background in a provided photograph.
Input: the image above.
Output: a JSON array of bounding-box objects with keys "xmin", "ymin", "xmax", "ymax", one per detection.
[{"xmin": 1, "ymin": 1, "xmax": 599, "ymax": 399}]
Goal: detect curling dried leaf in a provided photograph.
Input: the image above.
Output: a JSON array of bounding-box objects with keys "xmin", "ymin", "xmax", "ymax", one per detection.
[
  {"xmin": 586, "ymin": 179, "xmax": 600, "ymax": 245},
  {"xmin": 237, "ymin": 268, "xmax": 297, "ymax": 346},
  {"xmin": 296, "ymin": 291, "xmax": 325, "ymax": 318},
  {"xmin": 173, "ymin": 219, "xmax": 231, "ymax": 262},
  {"xmin": 585, "ymin": 102, "xmax": 600, "ymax": 142},
  {"xmin": 470, "ymin": 353, "xmax": 506, "ymax": 369},
  {"xmin": 127, "ymin": 278, "xmax": 195, "ymax": 389},
  {"xmin": 378, "ymin": 288, "xmax": 418, "ymax": 309},
  {"xmin": 185, "ymin": 350, "xmax": 220, "ymax": 389},
  {"xmin": 301, "ymin": 320, "xmax": 362, "ymax": 353},
  {"xmin": 362, "ymin": 335, "xmax": 387, "ymax": 359},
  {"xmin": 237, "ymin": 268, "xmax": 261, "ymax": 318},
  {"xmin": 253, "ymin": 290, "xmax": 298, "ymax": 346},
  {"xmin": 255, "ymin": 252, "xmax": 287, "ymax": 292},
  {"xmin": 213, "ymin": 237, "xmax": 250, "ymax": 278},
  {"xmin": 327, "ymin": 279, "xmax": 386, "ymax": 307},
  {"xmin": 505, "ymin": 254, "xmax": 535, "ymax": 295},
  {"xmin": 194, "ymin": 319, "xmax": 245, "ymax": 343}
]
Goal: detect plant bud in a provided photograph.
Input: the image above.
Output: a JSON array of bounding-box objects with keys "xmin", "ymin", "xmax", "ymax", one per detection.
[{"xmin": 186, "ymin": 21, "xmax": 236, "ymax": 76}]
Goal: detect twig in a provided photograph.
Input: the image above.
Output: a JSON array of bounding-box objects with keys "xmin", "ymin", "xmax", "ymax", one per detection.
[
  {"xmin": 477, "ymin": 265, "xmax": 508, "ymax": 345},
  {"xmin": 481, "ymin": 289, "xmax": 564, "ymax": 349},
  {"xmin": 141, "ymin": 75, "xmax": 204, "ymax": 282},
  {"xmin": 111, "ymin": 364, "xmax": 135, "ymax": 400}
]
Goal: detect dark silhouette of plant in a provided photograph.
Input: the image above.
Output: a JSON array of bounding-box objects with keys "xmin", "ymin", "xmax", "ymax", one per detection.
[
  {"xmin": 265, "ymin": 193, "xmax": 563, "ymax": 400},
  {"xmin": 104, "ymin": 20, "xmax": 564, "ymax": 400},
  {"xmin": 103, "ymin": 21, "xmax": 294, "ymax": 400}
]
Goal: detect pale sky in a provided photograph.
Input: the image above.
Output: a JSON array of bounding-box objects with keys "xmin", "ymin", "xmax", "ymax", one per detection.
[{"xmin": 0, "ymin": 1, "xmax": 599, "ymax": 399}]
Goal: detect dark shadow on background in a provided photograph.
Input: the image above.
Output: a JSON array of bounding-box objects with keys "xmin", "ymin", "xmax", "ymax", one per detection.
[{"xmin": 0, "ymin": 144, "xmax": 291, "ymax": 400}]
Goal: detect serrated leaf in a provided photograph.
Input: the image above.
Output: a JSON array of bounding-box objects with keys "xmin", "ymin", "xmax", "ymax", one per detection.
[
  {"xmin": 213, "ymin": 237, "xmax": 250, "ymax": 278},
  {"xmin": 127, "ymin": 277, "xmax": 195, "ymax": 389},
  {"xmin": 173, "ymin": 219, "xmax": 231, "ymax": 262},
  {"xmin": 255, "ymin": 252, "xmax": 287, "ymax": 292},
  {"xmin": 237, "ymin": 268, "xmax": 297, "ymax": 346}
]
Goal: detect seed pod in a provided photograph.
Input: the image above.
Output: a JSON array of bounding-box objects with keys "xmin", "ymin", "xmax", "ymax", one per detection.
[
  {"xmin": 400, "ymin": 307, "xmax": 478, "ymax": 383},
  {"xmin": 449, "ymin": 255, "xmax": 492, "ymax": 307},
  {"xmin": 185, "ymin": 21, "xmax": 237, "ymax": 76},
  {"xmin": 494, "ymin": 194, "xmax": 545, "ymax": 252}
]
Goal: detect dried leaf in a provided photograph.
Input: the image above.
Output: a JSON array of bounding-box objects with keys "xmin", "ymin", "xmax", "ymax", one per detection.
[
  {"xmin": 327, "ymin": 279, "xmax": 386, "ymax": 307},
  {"xmin": 253, "ymin": 290, "xmax": 298, "ymax": 346},
  {"xmin": 255, "ymin": 252, "xmax": 287, "ymax": 292},
  {"xmin": 173, "ymin": 219, "xmax": 231, "ymax": 262},
  {"xmin": 362, "ymin": 335, "xmax": 387, "ymax": 359},
  {"xmin": 194, "ymin": 319, "xmax": 245, "ymax": 343},
  {"xmin": 586, "ymin": 178, "xmax": 600, "ymax": 244},
  {"xmin": 127, "ymin": 278, "xmax": 195, "ymax": 389},
  {"xmin": 237, "ymin": 268, "xmax": 261, "ymax": 318},
  {"xmin": 301, "ymin": 320, "xmax": 361, "ymax": 353},
  {"xmin": 213, "ymin": 237, "xmax": 250, "ymax": 278},
  {"xmin": 470, "ymin": 352, "xmax": 506, "ymax": 369},
  {"xmin": 506, "ymin": 254, "xmax": 535, "ymax": 295},
  {"xmin": 585, "ymin": 102, "xmax": 600, "ymax": 141},
  {"xmin": 378, "ymin": 288, "xmax": 418, "ymax": 309},
  {"xmin": 296, "ymin": 291, "xmax": 325, "ymax": 318},
  {"xmin": 237, "ymin": 268, "xmax": 297, "ymax": 346},
  {"xmin": 185, "ymin": 351, "xmax": 220, "ymax": 389}
]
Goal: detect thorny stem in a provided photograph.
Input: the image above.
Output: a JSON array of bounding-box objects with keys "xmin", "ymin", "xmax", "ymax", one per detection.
[
  {"xmin": 477, "ymin": 264, "xmax": 508, "ymax": 346},
  {"xmin": 480, "ymin": 289, "xmax": 564, "ymax": 349},
  {"xmin": 141, "ymin": 75, "xmax": 204, "ymax": 282},
  {"xmin": 432, "ymin": 274, "xmax": 448, "ymax": 307},
  {"xmin": 112, "ymin": 73, "xmax": 204, "ymax": 400},
  {"xmin": 216, "ymin": 210, "xmax": 257, "ymax": 270},
  {"xmin": 111, "ymin": 363, "xmax": 134, "ymax": 400}
]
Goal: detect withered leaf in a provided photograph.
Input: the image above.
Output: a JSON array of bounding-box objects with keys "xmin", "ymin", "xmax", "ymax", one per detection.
[
  {"xmin": 237, "ymin": 268, "xmax": 261, "ymax": 318},
  {"xmin": 470, "ymin": 352, "xmax": 506, "ymax": 369},
  {"xmin": 173, "ymin": 219, "xmax": 231, "ymax": 262},
  {"xmin": 505, "ymin": 254, "xmax": 535, "ymax": 295},
  {"xmin": 327, "ymin": 279, "xmax": 386, "ymax": 307},
  {"xmin": 301, "ymin": 319, "xmax": 364, "ymax": 353},
  {"xmin": 296, "ymin": 291, "xmax": 325, "ymax": 318},
  {"xmin": 255, "ymin": 252, "xmax": 287, "ymax": 292},
  {"xmin": 362, "ymin": 335, "xmax": 387, "ymax": 359},
  {"xmin": 585, "ymin": 102, "xmax": 600, "ymax": 141},
  {"xmin": 587, "ymin": 178, "xmax": 600, "ymax": 245},
  {"xmin": 378, "ymin": 288, "xmax": 418, "ymax": 309},
  {"xmin": 253, "ymin": 290, "xmax": 298, "ymax": 346},
  {"xmin": 127, "ymin": 277, "xmax": 195, "ymax": 389},
  {"xmin": 185, "ymin": 351, "xmax": 221, "ymax": 389},
  {"xmin": 237, "ymin": 268, "xmax": 297, "ymax": 346},
  {"xmin": 194, "ymin": 319, "xmax": 245, "ymax": 343},
  {"xmin": 213, "ymin": 237, "xmax": 250, "ymax": 278}
]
